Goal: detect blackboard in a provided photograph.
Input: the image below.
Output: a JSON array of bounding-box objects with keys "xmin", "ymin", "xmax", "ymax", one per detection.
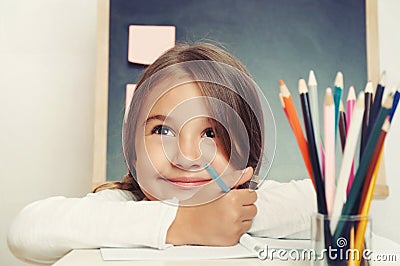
[{"xmin": 102, "ymin": 0, "xmax": 368, "ymax": 182}]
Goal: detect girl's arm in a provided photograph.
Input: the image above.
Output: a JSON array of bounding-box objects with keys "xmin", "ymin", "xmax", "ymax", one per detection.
[
  {"xmin": 249, "ymin": 178, "xmax": 317, "ymax": 238},
  {"xmin": 7, "ymin": 189, "xmax": 178, "ymax": 265}
]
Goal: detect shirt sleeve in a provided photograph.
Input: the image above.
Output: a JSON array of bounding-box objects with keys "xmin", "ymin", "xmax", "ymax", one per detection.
[
  {"xmin": 7, "ymin": 189, "xmax": 178, "ymax": 265},
  {"xmin": 248, "ymin": 178, "xmax": 317, "ymax": 239}
]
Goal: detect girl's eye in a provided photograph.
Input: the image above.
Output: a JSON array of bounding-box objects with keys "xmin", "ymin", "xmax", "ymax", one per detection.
[
  {"xmin": 202, "ymin": 128, "xmax": 215, "ymax": 138},
  {"xmin": 152, "ymin": 125, "xmax": 175, "ymax": 136}
]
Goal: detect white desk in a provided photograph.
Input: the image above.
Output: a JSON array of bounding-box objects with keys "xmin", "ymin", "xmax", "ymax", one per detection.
[
  {"xmin": 54, "ymin": 235, "xmax": 400, "ymax": 266},
  {"xmin": 53, "ymin": 251, "xmax": 303, "ymax": 266}
]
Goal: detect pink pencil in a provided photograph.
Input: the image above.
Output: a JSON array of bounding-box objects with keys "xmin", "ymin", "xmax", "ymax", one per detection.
[
  {"xmin": 346, "ymin": 86, "xmax": 356, "ymax": 195},
  {"xmin": 324, "ymin": 88, "xmax": 335, "ymax": 216}
]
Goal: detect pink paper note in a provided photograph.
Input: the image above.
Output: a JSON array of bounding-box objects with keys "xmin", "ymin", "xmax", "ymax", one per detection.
[
  {"xmin": 125, "ymin": 84, "xmax": 136, "ymax": 121},
  {"xmin": 128, "ymin": 25, "xmax": 176, "ymax": 65}
]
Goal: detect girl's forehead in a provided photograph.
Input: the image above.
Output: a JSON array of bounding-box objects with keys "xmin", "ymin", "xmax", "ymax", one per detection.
[{"xmin": 147, "ymin": 82, "xmax": 207, "ymax": 117}]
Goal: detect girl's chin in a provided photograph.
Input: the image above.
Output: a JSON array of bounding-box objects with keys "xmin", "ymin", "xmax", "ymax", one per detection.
[{"xmin": 140, "ymin": 178, "xmax": 205, "ymax": 202}]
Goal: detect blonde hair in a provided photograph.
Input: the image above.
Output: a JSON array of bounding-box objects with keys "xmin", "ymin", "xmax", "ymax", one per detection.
[{"xmin": 94, "ymin": 42, "xmax": 263, "ymax": 200}]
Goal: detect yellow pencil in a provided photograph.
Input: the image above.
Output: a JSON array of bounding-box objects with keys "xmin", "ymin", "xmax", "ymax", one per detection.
[{"xmin": 353, "ymin": 142, "xmax": 384, "ymax": 266}]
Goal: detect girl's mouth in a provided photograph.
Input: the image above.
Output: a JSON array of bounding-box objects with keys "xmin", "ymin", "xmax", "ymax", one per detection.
[{"xmin": 162, "ymin": 177, "xmax": 212, "ymax": 188}]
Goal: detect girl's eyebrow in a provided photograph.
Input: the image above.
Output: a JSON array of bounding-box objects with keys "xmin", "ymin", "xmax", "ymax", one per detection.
[{"xmin": 143, "ymin": 115, "xmax": 167, "ymax": 126}]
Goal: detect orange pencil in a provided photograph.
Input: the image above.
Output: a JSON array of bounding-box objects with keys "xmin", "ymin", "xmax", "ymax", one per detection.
[
  {"xmin": 279, "ymin": 92, "xmax": 289, "ymax": 119},
  {"xmin": 279, "ymin": 80, "xmax": 315, "ymax": 188}
]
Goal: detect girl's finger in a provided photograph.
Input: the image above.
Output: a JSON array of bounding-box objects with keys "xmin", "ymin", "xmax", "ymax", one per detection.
[{"xmin": 241, "ymin": 204, "xmax": 257, "ymax": 221}]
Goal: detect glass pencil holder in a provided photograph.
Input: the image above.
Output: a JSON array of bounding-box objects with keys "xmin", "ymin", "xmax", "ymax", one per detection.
[{"xmin": 311, "ymin": 213, "xmax": 372, "ymax": 266}]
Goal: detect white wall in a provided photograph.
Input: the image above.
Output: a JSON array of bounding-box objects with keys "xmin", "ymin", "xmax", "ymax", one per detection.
[
  {"xmin": 370, "ymin": 0, "xmax": 400, "ymax": 244},
  {"xmin": 0, "ymin": 0, "xmax": 97, "ymax": 265}
]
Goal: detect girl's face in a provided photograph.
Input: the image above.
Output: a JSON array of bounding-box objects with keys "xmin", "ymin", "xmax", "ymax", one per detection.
[{"xmin": 133, "ymin": 82, "xmax": 234, "ymax": 203}]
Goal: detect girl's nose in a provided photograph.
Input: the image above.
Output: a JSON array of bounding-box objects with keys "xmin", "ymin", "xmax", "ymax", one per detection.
[{"xmin": 173, "ymin": 136, "xmax": 203, "ymax": 170}]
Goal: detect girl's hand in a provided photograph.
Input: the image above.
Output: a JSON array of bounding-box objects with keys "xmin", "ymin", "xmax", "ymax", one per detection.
[{"xmin": 166, "ymin": 167, "xmax": 257, "ymax": 246}]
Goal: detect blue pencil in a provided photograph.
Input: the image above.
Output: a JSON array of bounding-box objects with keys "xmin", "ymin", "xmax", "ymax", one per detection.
[
  {"xmin": 369, "ymin": 71, "xmax": 386, "ymax": 126},
  {"xmin": 389, "ymin": 88, "xmax": 400, "ymax": 122},
  {"xmin": 204, "ymin": 163, "xmax": 231, "ymax": 193},
  {"xmin": 333, "ymin": 72, "xmax": 344, "ymax": 139}
]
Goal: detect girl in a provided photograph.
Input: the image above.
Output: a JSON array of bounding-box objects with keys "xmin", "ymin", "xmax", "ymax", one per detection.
[{"xmin": 8, "ymin": 43, "xmax": 316, "ymax": 265}]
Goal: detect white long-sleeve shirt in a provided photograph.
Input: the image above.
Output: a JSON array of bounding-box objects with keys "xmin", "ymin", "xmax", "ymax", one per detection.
[{"xmin": 7, "ymin": 179, "xmax": 316, "ymax": 265}]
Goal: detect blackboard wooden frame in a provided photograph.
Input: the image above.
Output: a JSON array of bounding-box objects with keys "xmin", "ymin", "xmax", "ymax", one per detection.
[{"xmin": 92, "ymin": 0, "xmax": 387, "ymax": 198}]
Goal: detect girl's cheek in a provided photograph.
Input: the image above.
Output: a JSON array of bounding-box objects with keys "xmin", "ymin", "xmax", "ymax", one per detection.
[
  {"xmin": 213, "ymin": 152, "xmax": 231, "ymax": 173},
  {"xmin": 145, "ymin": 140, "xmax": 171, "ymax": 170}
]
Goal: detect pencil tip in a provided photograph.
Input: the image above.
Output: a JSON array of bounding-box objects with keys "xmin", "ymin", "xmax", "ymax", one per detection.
[
  {"xmin": 380, "ymin": 71, "xmax": 387, "ymax": 87},
  {"xmin": 279, "ymin": 79, "xmax": 291, "ymax": 97},
  {"xmin": 308, "ymin": 70, "xmax": 317, "ymax": 86},
  {"xmin": 347, "ymin": 86, "xmax": 356, "ymax": 100},
  {"xmin": 324, "ymin": 87, "xmax": 334, "ymax": 105},
  {"xmin": 298, "ymin": 78, "xmax": 308, "ymax": 94},
  {"xmin": 383, "ymin": 93, "xmax": 394, "ymax": 109},
  {"xmin": 334, "ymin": 72, "xmax": 344, "ymax": 88},
  {"xmin": 279, "ymin": 92, "xmax": 285, "ymax": 108},
  {"xmin": 365, "ymin": 81, "xmax": 373, "ymax": 93}
]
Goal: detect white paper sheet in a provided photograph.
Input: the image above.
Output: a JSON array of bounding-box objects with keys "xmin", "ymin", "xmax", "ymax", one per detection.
[{"xmin": 101, "ymin": 237, "xmax": 310, "ymax": 261}]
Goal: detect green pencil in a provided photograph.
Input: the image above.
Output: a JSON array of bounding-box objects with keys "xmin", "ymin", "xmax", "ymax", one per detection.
[{"xmin": 333, "ymin": 94, "xmax": 393, "ymax": 240}]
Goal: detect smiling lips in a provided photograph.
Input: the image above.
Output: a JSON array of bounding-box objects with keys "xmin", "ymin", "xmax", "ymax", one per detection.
[{"xmin": 165, "ymin": 177, "xmax": 212, "ymax": 188}]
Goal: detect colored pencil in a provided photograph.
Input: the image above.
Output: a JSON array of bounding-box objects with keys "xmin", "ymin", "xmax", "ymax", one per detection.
[
  {"xmin": 308, "ymin": 70, "xmax": 322, "ymax": 169},
  {"xmin": 320, "ymin": 142, "xmax": 325, "ymax": 180},
  {"xmin": 360, "ymin": 149, "xmax": 384, "ymax": 218},
  {"xmin": 334, "ymin": 94, "xmax": 393, "ymax": 239},
  {"xmin": 360, "ymin": 82, "xmax": 373, "ymax": 160},
  {"xmin": 298, "ymin": 79, "xmax": 327, "ymax": 214},
  {"xmin": 299, "ymin": 79, "xmax": 333, "ymax": 259},
  {"xmin": 323, "ymin": 87, "xmax": 335, "ymax": 216},
  {"xmin": 279, "ymin": 92, "xmax": 289, "ymax": 118},
  {"xmin": 389, "ymin": 87, "xmax": 400, "ymax": 122},
  {"xmin": 346, "ymin": 86, "xmax": 356, "ymax": 195},
  {"xmin": 339, "ymin": 100, "xmax": 347, "ymax": 152},
  {"xmin": 279, "ymin": 80, "xmax": 315, "ymax": 188},
  {"xmin": 346, "ymin": 86, "xmax": 356, "ymax": 128},
  {"xmin": 349, "ymin": 225, "xmax": 356, "ymax": 266},
  {"xmin": 359, "ymin": 119, "xmax": 389, "ymax": 209},
  {"xmin": 369, "ymin": 71, "xmax": 387, "ymax": 127},
  {"xmin": 248, "ymin": 174, "xmax": 259, "ymax": 191},
  {"xmin": 333, "ymin": 72, "xmax": 344, "ymax": 138},
  {"xmin": 204, "ymin": 163, "xmax": 230, "ymax": 193},
  {"xmin": 330, "ymin": 92, "xmax": 365, "ymax": 232},
  {"xmin": 354, "ymin": 119, "xmax": 390, "ymax": 266}
]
